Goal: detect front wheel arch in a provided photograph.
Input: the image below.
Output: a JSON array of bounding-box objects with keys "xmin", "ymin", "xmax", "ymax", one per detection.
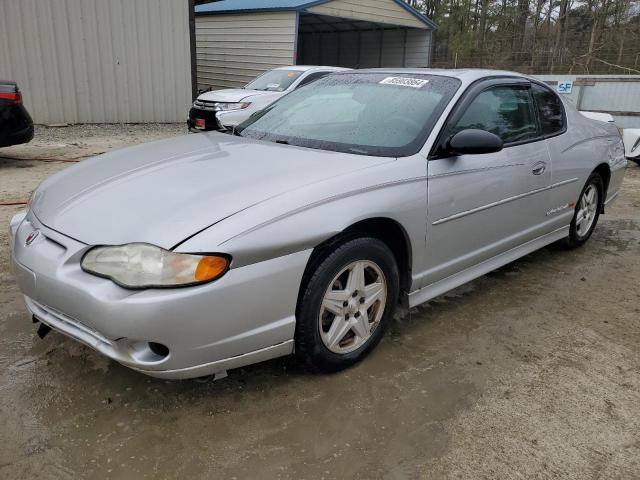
[
  {"xmin": 294, "ymin": 236, "xmax": 400, "ymax": 371},
  {"xmin": 296, "ymin": 217, "xmax": 412, "ymax": 316}
]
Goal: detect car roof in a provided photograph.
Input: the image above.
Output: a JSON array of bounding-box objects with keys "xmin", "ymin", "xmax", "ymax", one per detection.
[
  {"xmin": 333, "ymin": 68, "xmax": 531, "ymax": 85},
  {"xmin": 273, "ymin": 65, "xmax": 351, "ymax": 73}
]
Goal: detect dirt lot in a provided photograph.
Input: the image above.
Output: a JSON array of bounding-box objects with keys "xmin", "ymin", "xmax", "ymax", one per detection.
[{"xmin": 1, "ymin": 125, "xmax": 639, "ymax": 480}]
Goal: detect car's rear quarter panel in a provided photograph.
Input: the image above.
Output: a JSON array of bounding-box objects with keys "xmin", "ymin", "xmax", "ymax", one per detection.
[{"xmin": 545, "ymin": 101, "xmax": 626, "ymax": 232}]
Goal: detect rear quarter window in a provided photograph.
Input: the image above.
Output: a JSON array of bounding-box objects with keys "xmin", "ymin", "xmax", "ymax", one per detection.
[{"xmin": 532, "ymin": 84, "xmax": 565, "ymax": 136}]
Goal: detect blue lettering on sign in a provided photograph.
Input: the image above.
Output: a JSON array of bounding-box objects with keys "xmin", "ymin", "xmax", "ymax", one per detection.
[{"xmin": 558, "ymin": 81, "xmax": 573, "ymax": 94}]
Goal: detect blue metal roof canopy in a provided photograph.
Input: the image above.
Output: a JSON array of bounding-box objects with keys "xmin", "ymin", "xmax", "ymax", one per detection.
[{"xmin": 195, "ymin": 0, "xmax": 437, "ymax": 29}]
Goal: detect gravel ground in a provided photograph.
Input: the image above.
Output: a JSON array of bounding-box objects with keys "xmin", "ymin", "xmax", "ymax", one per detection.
[
  {"xmin": 0, "ymin": 124, "xmax": 187, "ymax": 205},
  {"xmin": 0, "ymin": 126, "xmax": 639, "ymax": 479},
  {"xmin": 1, "ymin": 124, "xmax": 187, "ymax": 162}
]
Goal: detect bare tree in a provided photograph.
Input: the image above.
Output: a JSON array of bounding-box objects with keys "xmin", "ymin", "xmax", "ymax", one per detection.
[{"xmin": 418, "ymin": 0, "xmax": 640, "ymax": 73}]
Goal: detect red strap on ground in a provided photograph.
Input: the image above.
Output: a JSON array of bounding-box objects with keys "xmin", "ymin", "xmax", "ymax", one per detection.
[{"xmin": 1, "ymin": 156, "xmax": 80, "ymax": 164}]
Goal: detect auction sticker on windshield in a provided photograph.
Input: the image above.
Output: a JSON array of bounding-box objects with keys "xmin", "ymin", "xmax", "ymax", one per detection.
[{"xmin": 379, "ymin": 77, "xmax": 429, "ymax": 88}]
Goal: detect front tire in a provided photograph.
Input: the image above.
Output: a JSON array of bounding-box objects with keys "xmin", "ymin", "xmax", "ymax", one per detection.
[
  {"xmin": 564, "ymin": 172, "xmax": 603, "ymax": 248},
  {"xmin": 295, "ymin": 237, "xmax": 399, "ymax": 372}
]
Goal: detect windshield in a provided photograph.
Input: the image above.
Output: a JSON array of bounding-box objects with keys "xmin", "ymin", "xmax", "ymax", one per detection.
[
  {"xmin": 237, "ymin": 73, "xmax": 460, "ymax": 156},
  {"xmin": 245, "ymin": 69, "xmax": 304, "ymax": 92}
]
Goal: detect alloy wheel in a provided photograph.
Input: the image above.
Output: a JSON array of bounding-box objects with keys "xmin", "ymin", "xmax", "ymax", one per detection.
[
  {"xmin": 576, "ymin": 184, "xmax": 599, "ymax": 238},
  {"xmin": 318, "ymin": 260, "xmax": 387, "ymax": 354}
]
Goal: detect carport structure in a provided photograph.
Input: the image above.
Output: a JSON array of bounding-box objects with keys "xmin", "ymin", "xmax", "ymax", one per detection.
[{"xmin": 195, "ymin": 0, "xmax": 436, "ymax": 90}]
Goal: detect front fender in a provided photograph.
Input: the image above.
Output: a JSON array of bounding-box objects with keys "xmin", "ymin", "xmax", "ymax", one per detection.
[{"xmin": 175, "ymin": 155, "xmax": 428, "ymax": 272}]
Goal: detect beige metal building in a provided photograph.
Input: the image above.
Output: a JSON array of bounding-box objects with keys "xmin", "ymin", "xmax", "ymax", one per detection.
[
  {"xmin": 0, "ymin": 0, "xmax": 195, "ymax": 124},
  {"xmin": 195, "ymin": 0, "xmax": 436, "ymax": 90}
]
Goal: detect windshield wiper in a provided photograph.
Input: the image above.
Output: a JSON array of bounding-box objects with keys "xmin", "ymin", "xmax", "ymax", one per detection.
[
  {"xmin": 275, "ymin": 139, "xmax": 289, "ymax": 145},
  {"xmin": 348, "ymin": 147, "xmax": 370, "ymax": 155}
]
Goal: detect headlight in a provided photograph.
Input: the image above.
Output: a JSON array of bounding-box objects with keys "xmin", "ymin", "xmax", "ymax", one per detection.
[
  {"xmin": 81, "ymin": 243, "xmax": 230, "ymax": 289},
  {"xmin": 215, "ymin": 102, "xmax": 251, "ymax": 111},
  {"xmin": 192, "ymin": 101, "xmax": 251, "ymax": 112}
]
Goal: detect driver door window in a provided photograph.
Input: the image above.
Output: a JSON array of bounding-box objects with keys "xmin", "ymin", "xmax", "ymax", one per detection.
[{"xmin": 452, "ymin": 86, "xmax": 539, "ymax": 144}]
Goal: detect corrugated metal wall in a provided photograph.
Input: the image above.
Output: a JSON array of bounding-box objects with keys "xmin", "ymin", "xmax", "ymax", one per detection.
[
  {"xmin": 307, "ymin": 0, "xmax": 427, "ymax": 29},
  {"xmin": 535, "ymin": 75, "xmax": 640, "ymax": 129},
  {"xmin": 298, "ymin": 29, "xmax": 432, "ymax": 68},
  {"xmin": 0, "ymin": 0, "xmax": 193, "ymax": 124},
  {"xmin": 405, "ymin": 29, "xmax": 432, "ymax": 67},
  {"xmin": 195, "ymin": 12, "xmax": 297, "ymax": 90}
]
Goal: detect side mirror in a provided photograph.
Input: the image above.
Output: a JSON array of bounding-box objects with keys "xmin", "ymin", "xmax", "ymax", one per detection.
[{"xmin": 447, "ymin": 129, "xmax": 503, "ymax": 156}]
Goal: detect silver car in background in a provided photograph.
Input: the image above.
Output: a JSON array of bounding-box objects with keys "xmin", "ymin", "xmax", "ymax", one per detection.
[{"xmin": 10, "ymin": 69, "xmax": 626, "ymax": 380}]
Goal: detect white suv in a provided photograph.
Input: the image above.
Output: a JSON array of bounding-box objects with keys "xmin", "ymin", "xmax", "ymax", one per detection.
[{"xmin": 188, "ymin": 65, "xmax": 349, "ymax": 131}]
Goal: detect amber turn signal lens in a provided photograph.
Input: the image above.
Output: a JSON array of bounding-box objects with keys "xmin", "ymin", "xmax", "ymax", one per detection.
[{"xmin": 195, "ymin": 256, "xmax": 229, "ymax": 282}]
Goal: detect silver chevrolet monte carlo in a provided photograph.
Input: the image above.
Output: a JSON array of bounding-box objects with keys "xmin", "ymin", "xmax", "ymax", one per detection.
[{"xmin": 10, "ymin": 69, "xmax": 626, "ymax": 380}]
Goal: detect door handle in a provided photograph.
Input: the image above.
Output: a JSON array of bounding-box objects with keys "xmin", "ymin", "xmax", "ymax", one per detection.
[{"xmin": 532, "ymin": 162, "xmax": 546, "ymax": 175}]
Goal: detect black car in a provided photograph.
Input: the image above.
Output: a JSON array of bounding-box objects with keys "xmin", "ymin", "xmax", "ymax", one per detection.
[{"xmin": 0, "ymin": 80, "xmax": 34, "ymax": 148}]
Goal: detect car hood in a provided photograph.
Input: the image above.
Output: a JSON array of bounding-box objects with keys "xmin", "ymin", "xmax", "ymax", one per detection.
[
  {"xmin": 31, "ymin": 133, "xmax": 392, "ymax": 249},
  {"xmin": 197, "ymin": 88, "xmax": 273, "ymax": 103}
]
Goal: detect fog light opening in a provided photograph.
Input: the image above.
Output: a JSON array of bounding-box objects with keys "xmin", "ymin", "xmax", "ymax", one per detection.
[{"xmin": 148, "ymin": 342, "xmax": 169, "ymax": 358}]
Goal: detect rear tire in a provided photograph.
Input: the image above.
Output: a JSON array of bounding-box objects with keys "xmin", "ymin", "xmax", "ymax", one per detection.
[
  {"xmin": 563, "ymin": 172, "xmax": 603, "ymax": 248},
  {"xmin": 295, "ymin": 237, "xmax": 399, "ymax": 373}
]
